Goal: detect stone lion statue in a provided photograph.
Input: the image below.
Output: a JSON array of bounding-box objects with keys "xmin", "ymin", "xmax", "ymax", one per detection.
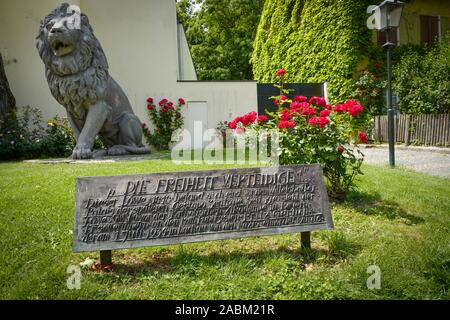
[{"xmin": 36, "ymin": 3, "xmax": 149, "ymax": 159}]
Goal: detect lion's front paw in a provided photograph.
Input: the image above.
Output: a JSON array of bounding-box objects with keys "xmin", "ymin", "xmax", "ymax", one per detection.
[{"xmin": 72, "ymin": 147, "xmax": 93, "ymax": 160}]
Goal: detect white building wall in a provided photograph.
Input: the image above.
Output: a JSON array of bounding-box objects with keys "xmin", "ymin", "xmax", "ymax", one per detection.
[
  {"xmin": 0, "ymin": 0, "xmax": 79, "ymax": 121},
  {"xmin": 177, "ymin": 23, "xmax": 197, "ymax": 81},
  {"xmin": 0, "ymin": 0, "xmax": 257, "ymax": 138}
]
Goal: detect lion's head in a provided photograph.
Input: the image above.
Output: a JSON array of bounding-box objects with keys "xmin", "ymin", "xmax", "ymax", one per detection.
[{"xmin": 36, "ymin": 3, "xmax": 108, "ymax": 76}]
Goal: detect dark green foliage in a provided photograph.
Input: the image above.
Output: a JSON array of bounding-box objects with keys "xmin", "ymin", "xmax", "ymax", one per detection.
[
  {"xmin": 177, "ymin": 0, "xmax": 264, "ymax": 80},
  {"xmin": 0, "ymin": 107, "xmax": 103, "ymax": 160},
  {"xmin": 252, "ymin": 0, "xmax": 373, "ymax": 103},
  {"xmin": 0, "ymin": 106, "xmax": 46, "ymax": 160}
]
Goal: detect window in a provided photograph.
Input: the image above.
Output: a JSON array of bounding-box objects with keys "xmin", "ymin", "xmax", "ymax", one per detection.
[
  {"xmin": 420, "ymin": 15, "xmax": 439, "ymax": 44},
  {"xmin": 377, "ymin": 29, "xmax": 398, "ymax": 47}
]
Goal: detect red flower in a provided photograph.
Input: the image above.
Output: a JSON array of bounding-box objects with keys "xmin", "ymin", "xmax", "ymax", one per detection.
[
  {"xmin": 358, "ymin": 132, "xmax": 368, "ymax": 143},
  {"xmin": 279, "ymin": 109, "xmax": 291, "ymax": 121},
  {"xmin": 345, "ymin": 100, "xmax": 364, "ymax": 117},
  {"xmin": 325, "ymin": 104, "xmax": 333, "ymax": 110},
  {"xmin": 257, "ymin": 115, "xmax": 268, "ymax": 122},
  {"xmin": 276, "ymin": 68, "xmax": 286, "ymax": 77},
  {"xmin": 247, "ymin": 111, "xmax": 258, "ymax": 123},
  {"xmin": 338, "ymin": 146, "xmax": 345, "ymax": 153},
  {"xmin": 178, "ymin": 98, "xmax": 186, "ymax": 105},
  {"xmin": 290, "ymin": 101, "xmax": 302, "ymax": 111},
  {"xmin": 334, "ymin": 104, "xmax": 347, "ymax": 113},
  {"xmin": 228, "ymin": 120, "xmax": 237, "ymax": 129},
  {"xmin": 320, "ymin": 109, "xmax": 331, "ymax": 117},
  {"xmin": 280, "ymin": 95, "xmax": 288, "ymax": 101},
  {"xmin": 309, "ymin": 116, "xmax": 330, "ymax": 128},
  {"xmin": 240, "ymin": 113, "xmax": 253, "ymax": 126},
  {"xmin": 159, "ymin": 98, "xmax": 168, "ymax": 106},
  {"xmin": 147, "ymin": 105, "xmax": 153, "ymax": 110},
  {"xmin": 374, "ymin": 63, "xmax": 382, "ymax": 69},
  {"xmin": 293, "ymin": 96, "xmax": 307, "ymax": 103},
  {"xmin": 299, "ymin": 106, "xmax": 316, "ymax": 116},
  {"xmin": 274, "ymin": 99, "xmax": 280, "ymax": 104},
  {"xmin": 278, "ymin": 120, "xmax": 296, "ymax": 129},
  {"xmin": 309, "ymin": 96, "xmax": 327, "ymax": 107},
  {"xmin": 146, "ymin": 97, "xmax": 154, "ymax": 104}
]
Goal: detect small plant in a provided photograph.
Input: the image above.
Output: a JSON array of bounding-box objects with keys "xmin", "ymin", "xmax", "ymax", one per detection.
[
  {"xmin": 0, "ymin": 106, "xmax": 45, "ymax": 160},
  {"xmin": 142, "ymin": 98, "xmax": 186, "ymax": 151},
  {"xmin": 41, "ymin": 116, "xmax": 76, "ymax": 157},
  {"xmin": 354, "ymin": 63, "xmax": 387, "ymax": 116},
  {"xmin": 226, "ymin": 69, "xmax": 371, "ymax": 200},
  {"xmin": 0, "ymin": 107, "xmax": 104, "ymax": 160}
]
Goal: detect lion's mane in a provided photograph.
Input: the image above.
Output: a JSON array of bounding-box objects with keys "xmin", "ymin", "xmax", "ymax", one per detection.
[{"xmin": 36, "ymin": 3, "xmax": 110, "ymax": 120}]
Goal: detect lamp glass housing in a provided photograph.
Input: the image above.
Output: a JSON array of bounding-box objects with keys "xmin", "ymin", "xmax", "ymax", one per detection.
[{"xmin": 374, "ymin": 0, "xmax": 404, "ymax": 30}]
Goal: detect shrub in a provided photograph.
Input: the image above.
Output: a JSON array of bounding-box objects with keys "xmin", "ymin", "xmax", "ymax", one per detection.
[
  {"xmin": 142, "ymin": 98, "xmax": 186, "ymax": 151},
  {"xmin": 353, "ymin": 64, "xmax": 387, "ymax": 116},
  {"xmin": 393, "ymin": 36, "xmax": 450, "ymax": 114},
  {"xmin": 0, "ymin": 106, "xmax": 102, "ymax": 160},
  {"xmin": 226, "ymin": 69, "xmax": 370, "ymax": 200},
  {"xmin": 0, "ymin": 106, "xmax": 45, "ymax": 160},
  {"xmin": 41, "ymin": 117, "xmax": 76, "ymax": 158}
]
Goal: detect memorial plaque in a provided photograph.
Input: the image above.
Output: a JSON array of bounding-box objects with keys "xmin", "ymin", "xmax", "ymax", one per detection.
[{"xmin": 73, "ymin": 164, "xmax": 333, "ymax": 252}]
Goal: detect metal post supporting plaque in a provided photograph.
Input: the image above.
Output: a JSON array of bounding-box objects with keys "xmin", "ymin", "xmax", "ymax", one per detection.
[
  {"xmin": 100, "ymin": 250, "xmax": 112, "ymax": 266},
  {"xmin": 301, "ymin": 232, "xmax": 311, "ymax": 249}
]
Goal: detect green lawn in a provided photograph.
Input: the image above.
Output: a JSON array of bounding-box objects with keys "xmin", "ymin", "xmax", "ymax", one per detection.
[{"xmin": 0, "ymin": 159, "xmax": 449, "ymax": 299}]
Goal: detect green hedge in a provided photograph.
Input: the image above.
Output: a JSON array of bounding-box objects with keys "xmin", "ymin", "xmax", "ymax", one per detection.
[
  {"xmin": 393, "ymin": 36, "xmax": 450, "ymax": 114},
  {"xmin": 252, "ymin": 0, "xmax": 373, "ymax": 103}
]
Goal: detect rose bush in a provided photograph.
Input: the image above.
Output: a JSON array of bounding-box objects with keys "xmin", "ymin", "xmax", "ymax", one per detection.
[
  {"xmin": 226, "ymin": 69, "xmax": 370, "ymax": 200},
  {"xmin": 142, "ymin": 97, "xmax": 185, "ymax": 151}
]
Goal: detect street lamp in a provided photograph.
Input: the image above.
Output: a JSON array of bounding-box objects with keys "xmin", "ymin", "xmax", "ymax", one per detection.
[{"xmin": 372, "ymin": 0, "xmax": 404, "ymax": 168}]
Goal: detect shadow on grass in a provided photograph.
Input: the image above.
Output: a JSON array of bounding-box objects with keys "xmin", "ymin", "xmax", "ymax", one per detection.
[
  {"xmin": 346, "ymin": 190, "xmax": 425, "ymax": 225},
  {"xmin": 113, "ymin": 250, "xmax": 175, "ymax": 275},
  {"xmin": 111, "ymin": 237, "xmax": 361, "ymax": 276}
]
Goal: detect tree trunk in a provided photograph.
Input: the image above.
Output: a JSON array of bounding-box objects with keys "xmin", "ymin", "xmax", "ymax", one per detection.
[{"xmin": 0, "ymin": 54, "xmax": 16, "ymax": 129}]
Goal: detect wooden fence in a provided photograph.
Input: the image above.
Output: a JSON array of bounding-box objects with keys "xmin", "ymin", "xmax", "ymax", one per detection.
[{"xmin": 373, "ymin": 114, "xmax": 450, "ymax": 147}]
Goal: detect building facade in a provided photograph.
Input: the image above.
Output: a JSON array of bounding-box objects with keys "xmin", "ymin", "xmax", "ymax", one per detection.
[{"xmin": 373, "ymin": 0, "xmax": 450, "ymax": 47}]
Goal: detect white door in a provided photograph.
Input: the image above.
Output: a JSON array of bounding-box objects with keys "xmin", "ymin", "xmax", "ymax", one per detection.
[{"xmin": 186, "ymin": 101, "xmax": 208, "ymax": 149}]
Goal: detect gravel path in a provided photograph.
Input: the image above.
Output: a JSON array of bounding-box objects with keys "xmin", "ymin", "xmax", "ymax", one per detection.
[{"xmin": 362, "ymin": 146, "xmax": 450, "ymax": 178}]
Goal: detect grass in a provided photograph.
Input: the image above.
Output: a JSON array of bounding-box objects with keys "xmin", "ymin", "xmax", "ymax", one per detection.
[{"xmin": 0, "ymin": 159, "xmax": 449, "ymax": 299}]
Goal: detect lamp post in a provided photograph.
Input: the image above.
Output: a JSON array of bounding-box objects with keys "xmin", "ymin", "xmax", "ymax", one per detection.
[{"xmin": 372, "ymin": 0, "xmax": 404, "ymax": 168}]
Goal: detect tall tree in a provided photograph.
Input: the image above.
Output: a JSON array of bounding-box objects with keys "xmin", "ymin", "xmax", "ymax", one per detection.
[
  {"xmin": 0, "ymin": 54, "xmax": 16, "ymax": 129},
  {"xmin": 177, "ymin": 0, "xmax": 264, "ymax": 80}
]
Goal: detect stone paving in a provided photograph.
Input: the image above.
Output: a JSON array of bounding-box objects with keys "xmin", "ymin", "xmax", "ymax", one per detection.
[{"xmin": 362, "ymin": 145, "xmax": 450, "ymax": 178}]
